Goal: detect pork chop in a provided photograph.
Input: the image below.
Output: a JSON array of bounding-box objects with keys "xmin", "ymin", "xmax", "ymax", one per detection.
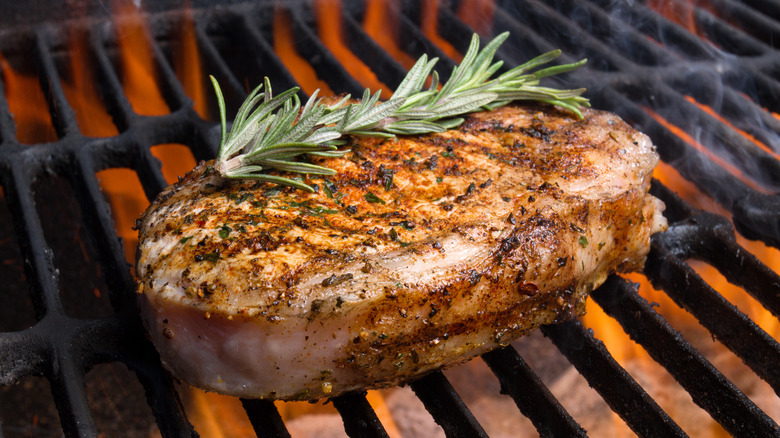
[{"xmin": 135, "ymin": 102, "xmax": 666, "ymax": 400}]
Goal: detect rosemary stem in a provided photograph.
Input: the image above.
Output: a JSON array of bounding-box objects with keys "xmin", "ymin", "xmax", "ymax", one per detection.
[
  {"xmin": 210, "ymin": 32, "xmax": 588, "ymax": 190},
  {"xmin": 219, "ymin": 156, "xmax": 244, "ymax": 175}
]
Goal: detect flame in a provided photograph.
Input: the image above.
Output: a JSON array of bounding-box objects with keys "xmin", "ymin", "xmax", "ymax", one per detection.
[
  {"xmin": 421, "ymin": 0, "xmax": 462, "ymax": 62},
  {"xmin": 80, "ymin": 0, "xmax": 196, "ymax": 265},
  {"xmin": 654, "ymin": 162, "xmax": 780, "ymax": 340},
  {"xmin": 114, "ymin": 1, "xmax": 169, "ymax": 116},
  {"xmin": 61, "ymin": 28, "xmax": 119, "ymax": 138},
  {"xmin": 176, "ymin": 5, "xmax": 208, "ymax": 119},
  {"xmin": 456, "ymin": 0, "xmax": 495, "ymax": 36},
  {"xmin": 647, "ymin": 0, "xmax": 698, "ymax": 35},
  {"xmin": 362, "ymin": 0, "xmax": 417, "ymax": 70},
  {"xmin": 273, "ymin": 7, "xmax": 334, "ymax": 96},
  {"xmin": 643, "ymin": 107, "xmax": 772, "ymax": 194},
  {"xmin": 5, "ymin": 0, "xmax": 772, "ymax": 434},
  {"xmin": 684, "ymin": 95, "xmax": 780, "ymax": 162},
  {"xmin": 584, "ymin": 104, "xmax": 780, "ymax": 434},
  {"xmin": 185, "ymin": 389, "xmax": 255, "ymax": 437},
  {"xmin": 0, "ymin": 55, "xmax": 58, "ymax": 144},
  {"xmin": 314, "ymin": 0, "xmax": 391, "ymax": 99}
]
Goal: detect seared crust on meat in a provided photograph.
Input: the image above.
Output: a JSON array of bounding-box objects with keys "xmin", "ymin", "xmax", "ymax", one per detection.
[{"xmin": 136, "ymin": 103, "xmax": 666, "ymax": 400}]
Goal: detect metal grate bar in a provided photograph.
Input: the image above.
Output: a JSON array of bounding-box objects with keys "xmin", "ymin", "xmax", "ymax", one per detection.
[
  {"xmin": 741, "ymin": 0, "xmax": 780, "ymax": 19},
  {"xmin": 494, "ymin": 0, "xmax": 780, "ymax": 249},
  {"xmin": 286, "ymin": 5, "xmax": 365, "ymax": 96},
  {"xmin": 340, "ymin": 7, "xmax": 408, "ymax": 90},
  {"xmin": 647, "ymin": 220, "xmax": 780, "ymax": 395},
  {"xmin": 481, "ymin": 346, "xmax": 588, "ymax": 437},
  {"xmin": 87, "ymin": 24, "xmax": 137, "ymax": 130},
  {"xmin": 127, "ymin": 332, "xmax": 196, "ymax": 438},
  {"xmin": 69, "ymin": 150, "xmax": 137, "ymax": 309},
  {"xmin": 192, "ymin": 12, "xmax": 244, "ymax": 113},
  {"xmin": 409, "ymin": 371, "xmax": 488, "ymax": 437},
  {"xmin": 332, "ymin": 392, "xmax": 391, "ymax": 438},
  {"xmin": 241, "ymin": 398, "xmax": 292, "ymax": 438},
  {"xmin": 145, "ymin": 17, "xmax": 191, "ymax": 112},
  {"xmin": 0, "ymin": 2, "xmax": 778, "ymax": 436},
  {"xmin": 591, "ymin": 86, "xmax": 780, "ymax": 248},
  {"xmin": 49, "ymin": 348, "xmax": 97, "ymax": 437},
  {"xmin": 393, "ymin": 2, "xmax": 458, "ymax": 74},
  {"xmin": 649, "ymin": 181, "xmax": 780, "ymax": 320},
  {"xmin": 697, "ymin": 0, "xmax": 780, "ymax": 49},
  {"xmin": 0, "ymin": 63, "xmax": 16, "ymax": 143},
  {"xmin": 34, "ymin": 29, "xmax": 80, "ymax": 138},
  {"xmin": 664, "ymin": 72, "xmax": 780, "ymax": 152},
  {"xmin": 541, "ymin": 320, "xmax": 686, "ymax": 437},
  {"xmin": 2, "ymin": 162, "xmax": 62, "ymax": 316},
  {"xmin": 0, "ymin": 331, "xmax": 48, "ymax": 385},
  {"xmin": 236, "ymin": 11, "xmax": 302, "ymax": 97},
  {"xmin": 591, "ymin": 275, "xmax": 780, "ymax": 436}
]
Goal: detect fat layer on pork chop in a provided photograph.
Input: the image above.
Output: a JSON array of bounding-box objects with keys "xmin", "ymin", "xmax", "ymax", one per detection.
[{"xmin": 136, "ymin": 103, "xmax": 666, "ymax": 400}]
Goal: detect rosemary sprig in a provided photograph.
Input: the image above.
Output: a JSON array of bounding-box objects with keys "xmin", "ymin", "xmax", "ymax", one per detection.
[{"xmin": 210, "ymin": 32, "xmax": 588, "ymax": 191}]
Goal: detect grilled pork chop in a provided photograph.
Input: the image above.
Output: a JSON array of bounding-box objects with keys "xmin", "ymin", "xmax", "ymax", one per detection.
[{"xmin": 136, "ymin": 103, "xmax": 666, "ymax": 400}]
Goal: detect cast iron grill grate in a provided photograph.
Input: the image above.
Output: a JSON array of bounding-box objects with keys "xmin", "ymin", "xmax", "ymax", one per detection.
[{"xmin": 0, "ymin": 0, "xmax": 778, "ymax": 436}]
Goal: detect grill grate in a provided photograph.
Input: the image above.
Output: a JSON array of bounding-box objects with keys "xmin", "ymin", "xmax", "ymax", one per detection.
[{"xmin": 0, "ymin": 0, "xmax": 779, "ymax": 436}]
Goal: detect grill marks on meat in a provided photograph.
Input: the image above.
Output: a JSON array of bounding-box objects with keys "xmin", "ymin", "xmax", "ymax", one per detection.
[{"xmin": 136, "ymin": 103, "xmax": 666, "ymax": 400}]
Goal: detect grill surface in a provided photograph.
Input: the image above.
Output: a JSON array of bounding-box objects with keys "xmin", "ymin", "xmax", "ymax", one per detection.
[{"xmin": 1, "ymin": 0, "xmax": 779, "ymax": 436}]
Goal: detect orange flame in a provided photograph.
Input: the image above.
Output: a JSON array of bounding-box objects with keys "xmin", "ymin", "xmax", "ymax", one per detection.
[
  {"xmin": 421, "ymin": 0, "xmax": 462, "ymax": 62},
  {"xmin": 274, "ymin": 7, "xmax": 334, "ymax": 96},
  {"xmin": 82, "ymin": 0, "xmax": 194, "ymax": 265},
  {"xmin": 6, "ymin": 1, "xmax": 771, "ymax": 434},
  {"xmin": 647, "ymin": 0, "xmax": 698, "ymax": 35},
  {"xmin": 62, "ymin": 28, "xmax": 118, "ymax": 138},
  {"xmin": 315, "ymin": 0, "xmax": 391, "ymax": 98},
  {"xmin": 644, "ymin": 107, "xmax": 772, "ymax": 194},
  {"xmin": 583, "ymin": 106, "xmax": 780, "ymax": 434},
  {"xmin": 456, "ymin": 0, "xmax": 495, "ymax": 36},
  {"xmin": 185, "ymin": 389, "xmax": 255, "ymax": 437},
  {"xmin": 684, "ymin": 95, "xmax": 780, "ymax": 162},
  {"xmin": 114, "ymin": 1, "xmax": 169, "ymax": 116},
  {"xmin": 176, "ymin": 5, "xmax": 208, "ymax": 119},
  {"xmin": 362, "ymin": 0, "xmax": 417, "ymax": 70},
  {"xmin": 0, "ymin": 55, "xmax": 58, "ymax": 144}
]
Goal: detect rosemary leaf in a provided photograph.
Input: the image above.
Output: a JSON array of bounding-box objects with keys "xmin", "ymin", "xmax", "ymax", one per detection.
[{"xmin": 210, "ymin": 31, "xmax": 589, "ymax": 190}]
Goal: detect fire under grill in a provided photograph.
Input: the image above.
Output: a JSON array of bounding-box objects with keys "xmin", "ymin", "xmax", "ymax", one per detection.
[{"xmin": 0, "ymin": 0, "xmax": 778, "ymax": 436}]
